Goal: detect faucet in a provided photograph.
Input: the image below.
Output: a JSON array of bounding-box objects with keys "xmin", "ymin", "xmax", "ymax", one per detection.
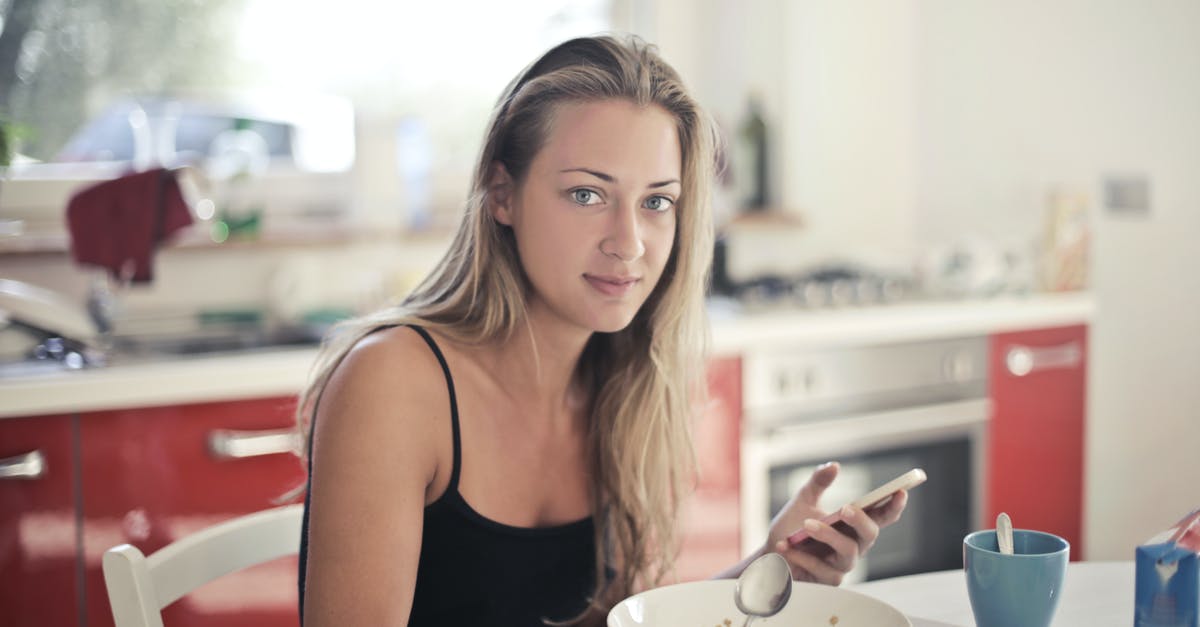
[
  {"xmin": 86, "ymin": 274, "xmax": 117, "ymax": 336},
  {"xmin": 0, "ymin": 278, "xmax": 106, "ymax": 369}
]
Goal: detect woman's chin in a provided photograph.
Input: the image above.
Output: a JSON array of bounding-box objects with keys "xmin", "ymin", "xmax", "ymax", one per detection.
[{"xmin": 587, "ymin": 312, "xmax": 638, "ymax": 335}]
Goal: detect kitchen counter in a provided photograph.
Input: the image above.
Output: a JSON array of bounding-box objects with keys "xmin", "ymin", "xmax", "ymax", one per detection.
[
  {"xmin": 710, "ymin": 290, "xmax": 1094, "ymax": 355},
  {"xmin": 0, "ymin": 346, "xmax": 319, "ymax": 419},
  {"xmin": 0, "ymin": 291, "xmax": 1093, "ymax": 419}
]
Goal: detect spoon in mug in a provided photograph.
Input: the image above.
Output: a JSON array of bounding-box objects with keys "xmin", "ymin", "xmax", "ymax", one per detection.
[
  {"xmin": 735, "ymin": 552, "xmax": 792, "ymax": 626},
  {"xmin": 997, "ymin": 512, "xmax": 1015, "ymax": 555}
]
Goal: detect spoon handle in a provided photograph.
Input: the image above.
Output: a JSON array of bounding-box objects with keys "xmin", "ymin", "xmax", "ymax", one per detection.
[
  {"xmin": 997, "ymin": 512, "xmax": 1014, "ymax": 555},
  {"xmin": 741, "ymin": 617, "xmax": 756, "ymax": 627}
]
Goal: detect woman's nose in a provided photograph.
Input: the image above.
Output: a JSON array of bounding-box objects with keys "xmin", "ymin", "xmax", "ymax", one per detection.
[{"xmin": 599, "ymin": 203, "xmax": 645, "ymax": 262}]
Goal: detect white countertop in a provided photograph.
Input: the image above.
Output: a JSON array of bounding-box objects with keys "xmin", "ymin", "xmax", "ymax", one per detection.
[
  {"xmin": 0, "ymin": 291, "xmax": 1093, "ymax": 419},
  {"xmin": 848, "ymin": 560, "xmax": 1134, "ymax": 626},
  {"xmin": 0, "ymin": 347, "xmax": 320, "ymax": 419},
  {"xmin": 710, "ymin": 290, "xmax": 1094, "ymax": 355}
]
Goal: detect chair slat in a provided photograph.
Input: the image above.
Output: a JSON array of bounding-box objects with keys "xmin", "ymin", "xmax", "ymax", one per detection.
[{"xmin": 102, "ymin": 504, "xmax": 304, "ymax": 627}]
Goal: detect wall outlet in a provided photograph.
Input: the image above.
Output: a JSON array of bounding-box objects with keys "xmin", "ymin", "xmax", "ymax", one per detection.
[{"xmin": 1102, "ymin": 174, "xmax": 1151, "ymax": 217}]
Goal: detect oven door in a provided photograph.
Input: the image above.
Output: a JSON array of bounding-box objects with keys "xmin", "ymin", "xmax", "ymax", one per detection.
[{"xmin": 740, "ymin": 398, "xmax": 989, "ymax": 583}]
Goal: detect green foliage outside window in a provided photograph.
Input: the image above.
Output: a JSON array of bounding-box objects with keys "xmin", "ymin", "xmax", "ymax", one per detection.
[{"xmin": 0, "ymin": 0, "xmax": 246, "ymax": 161}]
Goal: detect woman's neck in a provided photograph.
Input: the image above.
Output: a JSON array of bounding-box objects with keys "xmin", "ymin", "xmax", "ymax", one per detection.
[{"xmin": 483, "ymin": 307, "xmax": 592, "ymax": 431}]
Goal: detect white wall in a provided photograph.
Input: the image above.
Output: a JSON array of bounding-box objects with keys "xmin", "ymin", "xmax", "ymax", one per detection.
[
  {"xmin": 779, "ymin": 0, "xmax": 918, "ymax": 265},
  {"xmin": 914, "ymin": 0, "xmax": 1200, "ymax": 558},
  {"xmin": 629, "ymin": 0, "xmax": 917, "ymax": 273}
]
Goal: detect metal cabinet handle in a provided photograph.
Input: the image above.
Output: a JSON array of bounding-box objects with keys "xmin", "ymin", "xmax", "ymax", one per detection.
[
  {"xmin": 0, "ymin": 450, "xmax": 46, "ymax": 479},
  {"xmin": 1005, "ymin": 341, "xmax": 1082, "ymax": 377},
  {"xmin": 208, "ymin": 429, "xmax": 300, "ymax": 460}
]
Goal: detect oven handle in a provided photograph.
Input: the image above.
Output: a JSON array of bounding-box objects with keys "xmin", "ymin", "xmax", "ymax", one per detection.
[
  {"xmin": 1005, "ymin": 342, "xmax": 1082, "ymax": 377},
  {"xmin": 748, "ymin": 398, "xmax": 990, "ymax": 460}
]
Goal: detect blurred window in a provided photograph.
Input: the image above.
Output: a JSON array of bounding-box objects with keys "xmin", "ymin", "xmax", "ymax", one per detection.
[{"xmin": 0, "ymin": 0, "xmax": 611, "ymax": 166}]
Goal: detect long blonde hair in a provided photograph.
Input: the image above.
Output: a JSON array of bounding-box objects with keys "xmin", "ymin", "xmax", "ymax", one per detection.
[{"xmin": 295, "ymin": 34, "xmax": 717, "ymax": 623}]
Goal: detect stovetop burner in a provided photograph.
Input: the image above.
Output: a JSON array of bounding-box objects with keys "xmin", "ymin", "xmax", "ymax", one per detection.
[{"xmin": 712, "ymin": 262, "xmax": 920, "ymax": 311}]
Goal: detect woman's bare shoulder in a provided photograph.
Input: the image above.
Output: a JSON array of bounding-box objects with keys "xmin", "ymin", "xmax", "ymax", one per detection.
[
  {"xmin": 312, "ymin": 325, "xmax": 452, "ymax": 483},
  {"xmin": 326, "ymin": 325, "xmax": 448, "ymax": 410}
]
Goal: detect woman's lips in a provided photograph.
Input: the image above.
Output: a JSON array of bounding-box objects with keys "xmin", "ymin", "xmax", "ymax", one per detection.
[{"xmin": 584, "ymin": 274, "xmax": 640, "ymax": 297}]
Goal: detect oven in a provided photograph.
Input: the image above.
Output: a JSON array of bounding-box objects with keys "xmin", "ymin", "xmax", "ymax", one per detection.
[{"xmin": 740, "ymin": 335, "xmax": 989, "ymax": 584}]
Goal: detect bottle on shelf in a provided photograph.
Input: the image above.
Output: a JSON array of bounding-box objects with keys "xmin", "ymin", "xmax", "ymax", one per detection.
[{"xmin": 735, "ymin": 92, "xmax": 769, "ymax": 211}]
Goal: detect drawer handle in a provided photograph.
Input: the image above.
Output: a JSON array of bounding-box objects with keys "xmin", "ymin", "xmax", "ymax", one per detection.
[
  {"xmin": 208, "ymin": 429, "xmax": 300, "ymax": 460},
  {"xmin": 1005, "ymin": 342, "xmax": 1082, "ymax": 377},
  {"xmin": 0, "ymin": 450, "xmax": 46, "ymax": 480}
]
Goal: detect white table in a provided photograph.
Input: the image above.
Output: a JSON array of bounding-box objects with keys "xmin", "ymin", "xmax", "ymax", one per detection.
[{"xmin": 848, "ymin": 561, "xmax": 1135, "ymax": 626}]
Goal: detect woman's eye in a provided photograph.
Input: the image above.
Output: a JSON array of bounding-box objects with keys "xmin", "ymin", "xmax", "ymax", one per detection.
[
  {"xmin": 571, "ymin": 189, "xmax": 601, "ymax": 205},
  {"xmin": 644, "ymin": 195, "xmax": 675, "ymax": 212}
]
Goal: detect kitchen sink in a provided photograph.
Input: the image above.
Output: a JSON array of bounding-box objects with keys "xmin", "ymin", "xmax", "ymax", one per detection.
[
  {"xmin": 1, "ymin": 280, "xmax": 329, "ymax": 378},
  {"xmin": 109, "ymin": 328, "xmax": 322, "ymax": 358},
  {"xmin": 0, "ymin": 327, "xmax": 324, "ymax": 379},
  {"xmin": 104, "ymin": 327, "xmax": 326, "ymax": 369}
]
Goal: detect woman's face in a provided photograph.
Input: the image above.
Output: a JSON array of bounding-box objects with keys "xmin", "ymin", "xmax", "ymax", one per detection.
[{"xmin": 493, "ymin": 98, "xmax": 681, "ymax": 335}]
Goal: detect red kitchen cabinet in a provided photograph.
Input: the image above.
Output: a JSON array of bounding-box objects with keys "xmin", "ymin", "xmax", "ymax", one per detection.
[
  {"xmin": 988, "ymin": 324, "xmax": 1087, "ymax": 560},
  {"xmin": 676, "ymin": 356, "xmax": 743, "ymax": 581},
  {"xmin": 0, "ymin": 414, "xmax": 79, "ymax": 627},
  {"xmin": 80, "ymin": 396, "xmax": 306, "ymax": 627}
]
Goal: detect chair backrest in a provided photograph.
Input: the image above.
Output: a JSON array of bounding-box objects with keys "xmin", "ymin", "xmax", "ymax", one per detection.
[{"xmin": 102, "ymin": 504, "xmax": 304, "ymax": 627}]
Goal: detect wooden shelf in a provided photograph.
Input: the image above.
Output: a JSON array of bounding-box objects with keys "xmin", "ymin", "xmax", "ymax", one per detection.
[{"xmin": 725, "ymin": 209, "xmax": 806, "ymax": 230}]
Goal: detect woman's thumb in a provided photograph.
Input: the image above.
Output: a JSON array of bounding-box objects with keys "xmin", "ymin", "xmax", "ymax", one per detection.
[{"xmin": 800, "ymin": 461, "xmax": 840, "ymax": 504}]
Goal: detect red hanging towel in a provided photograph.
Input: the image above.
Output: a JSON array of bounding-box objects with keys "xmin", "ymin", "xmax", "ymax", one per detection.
[{"xmin": 65, "ymin": 167, "xmax": 194, "ymax": 283}]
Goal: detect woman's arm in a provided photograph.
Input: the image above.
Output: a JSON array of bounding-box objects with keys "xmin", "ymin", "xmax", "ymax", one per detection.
[{"xmin": 302, "ymin": 328, "xmax": 450, "ymax": 625}]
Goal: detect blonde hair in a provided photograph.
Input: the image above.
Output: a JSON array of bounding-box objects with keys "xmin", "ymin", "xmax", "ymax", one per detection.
[{"xmin": 295, "ymin": 34, "xmax": 717, "ymax": 624}]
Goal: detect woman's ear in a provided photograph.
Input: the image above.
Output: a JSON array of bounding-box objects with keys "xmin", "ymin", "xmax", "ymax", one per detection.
[{"xmin": 487, "ymin": 162, "xmax": 515, "ymax": 225}]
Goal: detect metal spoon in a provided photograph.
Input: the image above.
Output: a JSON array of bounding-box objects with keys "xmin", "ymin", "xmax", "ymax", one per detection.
[
  {"xmin": 997, "ymin": 512, "xmax": 1015, "ymax": 555},
  {"xmin": 734, "ymin": 551, "xmax": 792, "ymax": 626}
]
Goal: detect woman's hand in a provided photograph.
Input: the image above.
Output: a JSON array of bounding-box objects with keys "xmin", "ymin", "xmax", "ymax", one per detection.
[{"xmin": 763, "ymin": 462, "xmax": 908, "ymax": 586}]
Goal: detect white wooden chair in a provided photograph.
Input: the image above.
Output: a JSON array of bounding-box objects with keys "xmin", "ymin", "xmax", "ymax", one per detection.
[{"xmin": 102, "ymin": 504, "xmax": 304, "ymax": 627}]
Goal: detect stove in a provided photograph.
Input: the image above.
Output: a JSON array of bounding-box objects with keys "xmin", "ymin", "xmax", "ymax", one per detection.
[
  {"xmin": 711, "ymin": 260, "xmax": 921, "ymax": 312},
  {"xmin": 709, "ymin": 236, "xmax": 922, "ymax": 311}
]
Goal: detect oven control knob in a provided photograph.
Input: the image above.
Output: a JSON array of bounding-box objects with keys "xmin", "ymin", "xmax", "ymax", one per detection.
[
  {"xmin": 942, "ymin": 351, "xmax": 975, "ymax": 382},
  {"xmin": 775, "ymin": 367, "xmax": 818, "ymax": 396}
]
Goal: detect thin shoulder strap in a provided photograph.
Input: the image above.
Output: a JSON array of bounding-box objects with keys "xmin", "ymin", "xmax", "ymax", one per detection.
[{"xmin": 408, "ymin": 325, "xmax": 462, "ymax": 491}]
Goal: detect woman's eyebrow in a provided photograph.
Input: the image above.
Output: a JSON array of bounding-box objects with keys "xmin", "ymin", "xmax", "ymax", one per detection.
[
  {"xmin": 560, "ymin": 167, "xmax": 614, "ymax": 182},
  {"xmin": 560, "ymin": 167, "xmax": 680, "ymax": 188}
]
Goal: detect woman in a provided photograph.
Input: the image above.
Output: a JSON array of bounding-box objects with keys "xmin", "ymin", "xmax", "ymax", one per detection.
[{"xmin": 297, "ymin": 35, "xmax": 908, "ymax": 626}]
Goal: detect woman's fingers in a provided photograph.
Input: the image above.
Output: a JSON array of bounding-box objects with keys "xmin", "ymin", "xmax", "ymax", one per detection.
[
  {"xmin": 814, "ymin": 513, "xmax": 863, "ymax": 571},
  {"xmin": 781, "ymin": 513, "xmax": 862, "ymax": 575},
  {"xmin": 774, "ymin": 541, "xmax": 846, "ymax": 586},
  {"xmin": 839, "ymin": 505, "xmax": 882, "ymax": 555},
  {"xmin": 868, "ymin": 489, "xmax": 908, "ymax": 527}
]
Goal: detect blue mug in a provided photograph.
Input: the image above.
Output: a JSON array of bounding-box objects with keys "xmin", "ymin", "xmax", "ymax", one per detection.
[{"xmin": 963, "ymin": 529, "xmax": 1070, "ymax": 627}]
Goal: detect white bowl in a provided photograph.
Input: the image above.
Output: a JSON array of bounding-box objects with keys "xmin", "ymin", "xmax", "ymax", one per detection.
[{"xmin": 608, "ymin": 579, "xmax": 910, "ymax": 626}]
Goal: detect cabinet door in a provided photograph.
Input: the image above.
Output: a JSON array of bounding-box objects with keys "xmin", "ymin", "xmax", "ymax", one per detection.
[
  {"xmin": 0, "ymin": 414, "xmax": 79, "ymax": 627},
  {"xmin": 676, "ymin": 356, "xmax": 742, "ymax": 581},
  {"xmin": 81, "ymin": 396, "xmax": 305, "ymax": 627},
  {"xmin": 988, "ymin": 325, "xmax": 1086, "ymax": 559}
]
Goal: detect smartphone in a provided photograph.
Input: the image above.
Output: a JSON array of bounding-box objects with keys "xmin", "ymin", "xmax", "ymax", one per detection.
[{"xmin": 785, "ymin": 468, "xmax": 927, "ymax": 547}]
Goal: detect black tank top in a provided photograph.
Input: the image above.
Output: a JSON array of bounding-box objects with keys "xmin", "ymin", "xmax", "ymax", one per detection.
[{"xmin": 298, "ymin": 325, "xmax": 597, "ymax": 626}]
